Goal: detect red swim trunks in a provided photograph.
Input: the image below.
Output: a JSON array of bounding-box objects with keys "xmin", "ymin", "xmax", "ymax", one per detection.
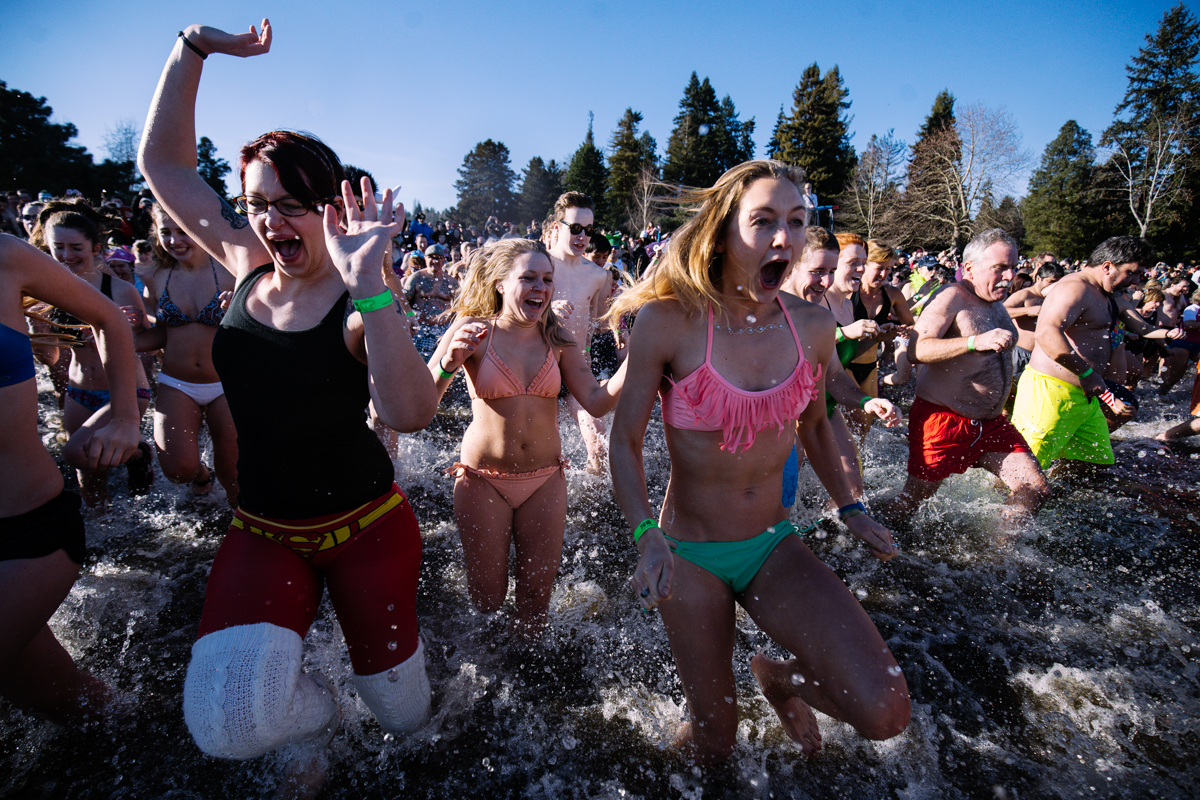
[{"xmin": 907, "ymin": 396, "xmax": 1031, "ymax": 482}]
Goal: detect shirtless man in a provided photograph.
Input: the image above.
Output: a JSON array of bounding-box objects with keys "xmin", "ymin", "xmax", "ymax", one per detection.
[
  {"xmin": 1012, "ymin": 237, "xmax": 1185, "ymax": 471},
  {"xmin": 882, "ymin": 229, "xmax": 1049, "ymax": 529},
  {"xmin": 403, "ymin": 244, "xmax": 459, "ymax": 359},
  {"xmin": 1005, "ymin": 262, "xmax": 1063, "ymax": 381},
  {"xmin": 547, "ymin": 192, "xmax": 613, "ymax": 473}
]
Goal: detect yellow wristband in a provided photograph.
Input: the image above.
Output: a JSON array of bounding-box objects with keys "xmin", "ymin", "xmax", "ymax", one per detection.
[{"xmin": 633, "ymin": 518, "xmax": 658, "ymax": 542}]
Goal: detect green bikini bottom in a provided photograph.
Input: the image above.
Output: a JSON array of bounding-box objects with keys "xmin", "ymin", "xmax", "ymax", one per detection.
[{"xmin": 664, "ymin": 519, "xmax": 811, "ymax": 594}]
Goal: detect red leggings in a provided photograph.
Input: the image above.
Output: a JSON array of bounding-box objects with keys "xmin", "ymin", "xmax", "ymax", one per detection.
[{"xmin": 196, "ymin": 485, "xmax": 422, "ymax": 675}]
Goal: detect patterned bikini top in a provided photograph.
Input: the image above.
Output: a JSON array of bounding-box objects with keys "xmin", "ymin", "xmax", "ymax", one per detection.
[
  {"xmin": 159, "ymin": 258, "xmax": 224, "ymax": 327},
  {"xmin": 659, "ymin": 297, "xmax": 822, "ymax": 453}
]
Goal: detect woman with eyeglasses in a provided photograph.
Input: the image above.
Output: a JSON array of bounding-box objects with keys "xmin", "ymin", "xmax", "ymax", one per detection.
[
  {"xmin": 134, "ymin": 204, "xmax": 239, "ymax": 504},
  {"xmin": 139, "ymin": 19, "xmax": 439, "ymax": 761},
  {"xmin": 608, "ymin": 161, "xmax": 908, "ymax": 765}
]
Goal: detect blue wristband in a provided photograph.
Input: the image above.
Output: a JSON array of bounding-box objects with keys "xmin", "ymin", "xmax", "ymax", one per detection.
[{"xmin": 837, "ymin": 501, "xmax": 867, "ymax": 521}]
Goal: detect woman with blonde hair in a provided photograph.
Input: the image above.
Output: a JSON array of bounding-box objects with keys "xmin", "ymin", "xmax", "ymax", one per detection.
[
  {"xmin": 609, "ymin": 160, "xmax": 908, "ymax": 764},
  {"xmin": 428, "ymin": 238, "xmax": 626, "ymax": 640}
]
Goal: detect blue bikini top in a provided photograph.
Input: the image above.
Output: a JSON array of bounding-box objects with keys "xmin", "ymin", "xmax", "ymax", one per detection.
[
  {"xmin": 159, "ymin": 258, "xmax": 224, "ymax": 327},
  {"xmin": 0, "ymin": 321, "xmax": 35, "ymax": 388}
]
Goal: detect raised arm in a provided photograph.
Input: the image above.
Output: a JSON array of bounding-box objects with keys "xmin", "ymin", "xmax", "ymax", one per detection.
[
  {"xmin": 7, "ymin": 238, "xmax": 140, "ymax": 468},
  {"xmin": 138, "ymin": 20, "xmax": 272, "ymax": 276},
  {"xmin": 328, "ymin": 179, "xmax": 439, "ymax": 431},
  {"xmin": 559, "ymin": 340, "xmax": 627, "ymax": 417}
]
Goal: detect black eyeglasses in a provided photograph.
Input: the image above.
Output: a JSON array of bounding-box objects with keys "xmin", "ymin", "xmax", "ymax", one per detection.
[
  {"xmin": 558, "ymin": 221, "xmax": 598, "ymax": 237},
  {"xmin": 232, "ymin": 195, "xmax": 338, "ymax": 217}
]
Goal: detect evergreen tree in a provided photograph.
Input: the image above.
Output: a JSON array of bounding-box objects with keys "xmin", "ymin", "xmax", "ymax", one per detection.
[
  {"xmin": 769, "ymin": 64, "xmax": 856, "ymax": 202},
  {"xmin": 1100, "ymin": 3, "xmax": 1199, "ymax": 255},
  {"xmin": 563, "ymin": 115, "xmax": 609, "ymax": 221},
  {"xmin": 662, "ymin": 74, "xmax": 753, "ymax": 188},
  {"xmin": 605, "ymin": 108, "xmax": 658, "ymax": 231},
  {"xmin": 453, "ymin": 139, "xmax": 517, "ymax": 227},
  {"xmin": 517, "ymin": 156, "xmax": 564, "ymax": 226},
  {"xmin": 899, "ymin": 90, "xmax": 962, "ymax": 248},
  {"xmin": 1022, "ymin": 121, "xmax": 1103, "ymax": 259},
  {"xmin": 0, "ymin": 81, "xmax": 99, "ymax": 198},
  {"xmin": 197, "ymin": 137, "xmax": 231, "ymax": 200}
]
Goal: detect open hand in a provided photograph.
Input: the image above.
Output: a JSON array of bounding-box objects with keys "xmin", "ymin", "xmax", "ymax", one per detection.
[
  {"xmin": 324, "ymin": 177, "xmax": 405, "ymax": 292},
  {"xmin": 185, "ymin": 19, "xmax": 272, "ymax": 58},
  {"xmin": 443, "ymin": 322, "xmax": 488, "ymax": 370}
]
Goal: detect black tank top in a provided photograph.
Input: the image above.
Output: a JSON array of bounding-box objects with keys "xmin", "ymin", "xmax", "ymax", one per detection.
[
  {"xmin": 851, "ymin": 287, "xmax": 892, "ymax": 325},
  {"xmin": 212, "ymin": 264, "xmax": 393, "ymax": 518}
]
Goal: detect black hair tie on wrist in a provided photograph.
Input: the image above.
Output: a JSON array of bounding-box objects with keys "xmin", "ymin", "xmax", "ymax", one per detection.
[{"xmin": 178, "ymin": 31, "xmax": 208, "ymax": 60}]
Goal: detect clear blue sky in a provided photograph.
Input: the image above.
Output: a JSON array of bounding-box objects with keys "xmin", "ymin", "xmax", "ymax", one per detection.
[{"xmin": 1, "ymin": 0, "xmax": 1190, "ymax": 212}]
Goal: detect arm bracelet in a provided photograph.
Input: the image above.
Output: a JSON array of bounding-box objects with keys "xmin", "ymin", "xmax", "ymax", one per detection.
[
  {"xmin": 837, "ymin": 501, "xmax": 867, "ymax": 521},
  {"xmin": 436, "ymin": 360, "xmax": 457, "ymax": 381},
  {"xmin": 178, "ymin": 31, "xmax": 208, "ymax": 60},
  {"xmin": 633, "ymin": 518, "xmax": 659, "ymax": 542},
  {"xmin": 1078, "ymin": 367, "xmax": 1094, "ymax": 379},
  {"xmin": 352, "ymin": 288, "xmax": 394, "ymax": 314}
]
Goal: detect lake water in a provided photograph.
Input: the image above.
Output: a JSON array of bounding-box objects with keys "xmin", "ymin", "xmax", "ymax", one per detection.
[{"xmin": 3, "ymin": 375, "xmax": 1198, "ymax": 799}]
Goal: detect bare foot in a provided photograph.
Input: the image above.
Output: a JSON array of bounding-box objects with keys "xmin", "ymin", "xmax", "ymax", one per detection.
[{"xmin": 750, "ymin": 653, "xmax": 821, "ymax": 755}]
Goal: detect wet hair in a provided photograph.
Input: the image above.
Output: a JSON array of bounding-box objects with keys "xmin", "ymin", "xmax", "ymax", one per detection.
[
  {"xmin": 962, "ymin": 228, "xmax": 1018, "ymax": 267},
  {"xmin": 239, "ymin": 130, "xmax": 346, "ymax": 206},
  {"xmin": 835, "ymin": 232, "xmax": 866, "ymax": 252},
  {"xmin": 1089, "ymin": 236, "xmax": 1155, "ymax": 269},
  {"xmin": 866, "ymin": 239, "xmax": 896, "ymax": 265},
  {"xmin": 608, "ymin": 159, "xmax": 806, "ymax": 324},
  {"xmin": 802, "ymin": 226, "xmax": 840, "ymax": 257},
  {"xmin": 585, "ymin": 233, "xmax": 612, "ymax": 256},
  {"xmin": 1037, "ymin": 263, "xmax": 1064, "ymax": 280},
  {"xmin": 553, "ymin": 191, "xmax": 594, "ymax": 221},
  {"xmin": 449, "ymin": 238, "xmax": 571, "ymax": 347},
  {"xmin": 1140, "ymin": 288, "xmax": 1165, "ymax": 305},
  {"xmin": 32, "ymin": 199, "xmax": 109, "ymax": 253}
]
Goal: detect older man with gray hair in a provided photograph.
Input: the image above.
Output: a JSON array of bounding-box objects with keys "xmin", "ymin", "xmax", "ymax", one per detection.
[{"xmin": 882, "ymin": 228, "xmax": 1049, "ymax": 532}]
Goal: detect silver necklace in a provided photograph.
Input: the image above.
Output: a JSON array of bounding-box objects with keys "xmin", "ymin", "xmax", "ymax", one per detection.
[{"xmin": 714, "ymin": 321, "xmax": 787, "ymax": 335}]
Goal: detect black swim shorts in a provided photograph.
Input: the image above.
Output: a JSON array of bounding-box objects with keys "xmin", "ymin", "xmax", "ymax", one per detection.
[{"xmin": 0, "ymin": 490, "xmax": 87, "ymax": 565}]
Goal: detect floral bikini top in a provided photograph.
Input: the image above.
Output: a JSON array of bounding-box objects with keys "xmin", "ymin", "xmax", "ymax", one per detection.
[
  {"xmin": 659, "ymin": 297, "xmax": 821, "ymax": 453},
  {"xmin": 159, "ymin": 259, "xmax": 224, "ymax": 327}
]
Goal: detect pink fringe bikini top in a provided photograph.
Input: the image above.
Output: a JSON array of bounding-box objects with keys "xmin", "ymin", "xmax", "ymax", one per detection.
[{"xmin": 659, "ymin": 297, "xmax": 821, "ymax": 453}]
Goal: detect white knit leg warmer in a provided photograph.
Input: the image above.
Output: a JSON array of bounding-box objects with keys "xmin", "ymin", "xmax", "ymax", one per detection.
[
  {"xmin": 183, "ymin": 623, "xmax": 339, "ymax": 760},
  {"xmin": 352, "ymin": 639, "xmax": 431, "ymax": 733}
]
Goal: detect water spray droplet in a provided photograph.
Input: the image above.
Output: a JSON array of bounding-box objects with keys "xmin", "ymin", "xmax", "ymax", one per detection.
[
  {"xmin": 791, "ymin": 673, "xmax": 805, "ymax": 685},
  {"xmin": 386, "ymin": 668, "xmax": 399, "ymax": 682},
  {"xmin": 887, "ymin": 665, "xmax": 903, "ymax": 676},
  {"xmin": 387, "ymin": 640, "xmax": 398, "ymax": 651},
  {"xmin": 855, "ymin": 588, "xmax": 868, "ymax": 599},
  {"xmin": 698, "ymin": 124, "xmax": 710, "ymax": 135},
  {"xmin": 199, "ymin": 219, "xmax": 209, "ymax": 227},
  {"xmin": 746, "ymin": 315, "xmax": 756, "ymax": 324},
  {"xmin": 387, "ymin": 604, "xmax": 395, "ymax": 611}
]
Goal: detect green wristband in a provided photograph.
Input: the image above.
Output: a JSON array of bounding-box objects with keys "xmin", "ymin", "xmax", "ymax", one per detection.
[
  {"xmin": 967, "ymin": 335, "xmax": 976, "ymax": 352},
  {"xmin": 836, "ymin": 327, "xmax": 846, "ymax": 343},
  {"xmin": 1078, "ymin": 367, "xmax": 1094, "ymax": 379},
  {"xmin": 352, "ymin": 288, "xmax": 394, "ymax": 314},
  {"xmin": 633, "ymin": 518, "xmax": 659, "ymax": 542},
  {"xmin": 859, "ymin": 395, "xmax": 871, "ymax": 409},
  {"xmin": 436, "ymin": 360, "xmax": 457, "ymax": 381}
]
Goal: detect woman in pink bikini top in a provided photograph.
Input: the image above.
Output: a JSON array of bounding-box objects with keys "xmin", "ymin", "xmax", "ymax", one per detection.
[
  {"xmin": 427, "ymin": 238, "xmax": 626, "ymax": 641},
  {"xmin": 608, "ymin": 160, "xmax": 909, "ymax": 766}
]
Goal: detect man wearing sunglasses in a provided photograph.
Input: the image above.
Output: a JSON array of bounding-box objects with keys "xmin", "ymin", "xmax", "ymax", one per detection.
[{"xmin": 548, "ymin": 191, "xmax": 613, "ymax": 474}]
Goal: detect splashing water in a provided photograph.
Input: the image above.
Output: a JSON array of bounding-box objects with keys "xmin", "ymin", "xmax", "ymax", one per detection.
[{"xmin": 3, "ymin": 375, "xmax": 1199, "ymax": 798}]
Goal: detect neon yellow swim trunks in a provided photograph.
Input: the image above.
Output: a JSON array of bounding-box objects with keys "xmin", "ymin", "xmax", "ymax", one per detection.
[{"xmin": 1011, "ymin": 367, "xmax": 1114, "ymax": 468}]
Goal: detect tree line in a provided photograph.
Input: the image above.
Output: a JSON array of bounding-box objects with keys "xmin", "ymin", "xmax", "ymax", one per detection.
[{"xmin": 453, "ymin": 3, "xmax": 1198, "ymax": 261}]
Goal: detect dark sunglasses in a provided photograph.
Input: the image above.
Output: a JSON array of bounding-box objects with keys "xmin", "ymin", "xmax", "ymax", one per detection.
[{"xmin": 558, "ymin": 221, "xmax": 598, "ymax": 237}]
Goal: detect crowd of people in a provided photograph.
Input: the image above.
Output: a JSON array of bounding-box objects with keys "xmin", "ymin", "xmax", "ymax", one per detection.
[{"xmin": 3, "ymin": 17, "xmax": 1199, "ymax": 786}]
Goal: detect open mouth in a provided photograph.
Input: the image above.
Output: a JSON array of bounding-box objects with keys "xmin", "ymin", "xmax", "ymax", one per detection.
[
  {"xmin": 270, "ymin": 237, "xmax": 302, "ymax": 261},
  {"xmin": 760, "ymin": 260, "xmax": 787, "ymax": 290}
]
